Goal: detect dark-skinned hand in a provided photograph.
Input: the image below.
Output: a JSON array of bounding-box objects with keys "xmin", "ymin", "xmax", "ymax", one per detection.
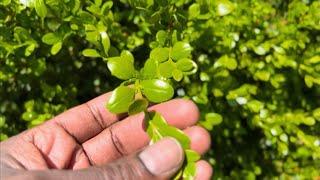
[{"xmin": 0, "ymin": 91, "xmax": 212, "ymax": 180}]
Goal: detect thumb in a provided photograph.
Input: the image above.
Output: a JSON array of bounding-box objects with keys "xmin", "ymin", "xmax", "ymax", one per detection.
[{"xmin": 15, "ymin": 138, "xmax": 184, "ymax": 180}]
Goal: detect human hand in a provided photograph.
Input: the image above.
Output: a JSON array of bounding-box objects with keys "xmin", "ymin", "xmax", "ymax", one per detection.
[{"xmin": 0, "ymin": 91, "xmax": 212, "ymax": 180}]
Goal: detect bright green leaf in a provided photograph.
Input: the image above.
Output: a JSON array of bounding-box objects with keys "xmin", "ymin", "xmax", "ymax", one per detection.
[
  {"xmin": 313, "ymin": 108, "xmax": 320, "ymax": 121},
  {"xmin": 150, "ymin": 48, "xmax": 169, "ymax": 62},
  {"xmin": 214, "ymin": 55, "xmax": 237, "ymax": 70},
  {"xmin": 51, "ymin": 42, "xmax": 62, "ymax": 55},
  {"xmin": 254, "ymin": 70, "xmax": 271, "ymax": 81},
  {"xmin": 107, "ymin": 55, "xmax": 136, "ymax": 80},
  {"xmin": 147, "ymin": 112, "xmax": 190, "ymax": 149},
  {"xmin": 42, "ymin": 33, "xmax": 60, "ymax": 45},
  {"xmin": 141, "ymin": 58, "xmax": 158, "ymax": 79},
  {"xmin": 183, "ymin": 162, "xmax": 197, "ymax": 179},
  {"xmin": 128, "ymin": 99, "xmax": 149, "ymax": 115},
  {"xmin": 247, "ymin": 100, "xmax": 264, "ymax": 113},
  {"xmin": 254, "ymin": 46, "xmax": 267, "ymax": 55},
  {"xmin": 303, "ymin": 117, "xmax": 315, "ymax": 126},
  {"xmin": 82, "ymin": 49, "xmax": 101, "ymax": 58},
  {"xmin": 34, "ymin": 0, "xmax": 47, "ymax": 18},
  {"xmin": 156, "ymin": 30, "xmax": 167, "ymax": 45},
  {"xmin": 159, "ymin": 60, "xmax": 175, "ymax": 78},
  {"xmin": 176, "ymin": 58, "xmax": 197, "ymax": 72},
  {"xmin": 101, "ymin": 32, "xmax": 110, "ymax": 55},
  {"xmin": 189, "ymin": 3, "xmax": 200, "ymax": 19},
  {"xmin": 185, "ymin": 149, "xmax": 200, "ymax": 162},
  {"xmin": 141, "ymin": 79, "xmax": 174, "ymax": 103},
  {"xmin": 172, "ymin": 69, "xmax": 183, "ymax": 81},
  {"xmin": 120, "ymin": 50, "xmax": 134, "ymax": 64},
  {"xmin": 25, "ymin": 43, "xmax": 36, "ymax": 56},
  {"xmin": 206, "ymin": 113, "xmax": 223, "ymax": 125},
  {"xmin": 107, "ymin": 86, "xmax": 135, "ymax": 113},
  {"xmin": 216, "ymin": 0, "xmax": 234, "ymax": 16},
  {"xmin": 171, "ymin": 42, "xmax": 192, "ymax": 61}
]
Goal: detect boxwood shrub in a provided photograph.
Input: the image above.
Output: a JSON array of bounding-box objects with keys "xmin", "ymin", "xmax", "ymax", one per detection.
[{"xmin": 1, "ymin": 0, "xmax": 319, "ymax": 179}]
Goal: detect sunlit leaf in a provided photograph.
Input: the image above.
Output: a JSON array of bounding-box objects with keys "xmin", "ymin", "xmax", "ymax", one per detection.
[
  {"xmin": 141, "ymin": 79, "xmax": 174, "ymax": 103},
  {"xmin": 82, "ymin": 49, "xmax": 101, "ymax": 58},
  {"xmin": 107, "ymin": 86, "xmax": 135, "ymax": 113}
]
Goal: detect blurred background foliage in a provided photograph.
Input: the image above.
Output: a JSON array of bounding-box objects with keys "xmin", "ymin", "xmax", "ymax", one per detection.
[{"xmin": 1, "ymin": 0, "xmax": 320, "ymax": 179}]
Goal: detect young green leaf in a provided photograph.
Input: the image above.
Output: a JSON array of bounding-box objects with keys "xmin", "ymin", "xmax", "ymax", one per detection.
[
  {"xmin": 25, "ymin": 44, "xmax": 36, "ymax": 56},
  {"xmin": 216, "ymin": 0, "xmax": 234, "ymax": 16},
  {"xmin": 141, "ymin": 58, "xmax": 158, "ymax": 79},
  {"xmin": 107, "ymin": 55, "xmax": 136, "ymax": 80},
  {"xmin": 206, "ymin": 113, "xmax": 223, "ymax": 125},
  {"xmin": 42, "ymin": 33, "xmax": 60, "ymax": 45},
  {"xmin": 107, "ymin": 86, "xmax": 135, "ymax": 113},
  {"xmin": 185, "ymin": 149, "xmax": 201, "ymax": 162},
  {"xmin": 188, "ymin": 3, "xmax": 200, "ymax": 19},
  {"xmin": 156, "ymin": 30, "xmax": 167, "ymax": 45},
  {"xmin": 128, "ymin": 99, "xmax": 149, "ymax": 115},
  {"xmin": 147, "ymin": 112, "xmax": 190, "ymax": 149},
  {"xmin": 159, "ymin": 125, "xmax": 190, "ymax": 149},
  {"xmin": 150, "ymin": 48, "xmax": 169, "ymax": 62},
  {"xmin": 171, "ymin": 42, "xmax": 192, "ymax": 61},
  {"xmin": 172, "ymin": 69, "xmax": 183, "ymax": 81},
  {"xmin": 214, "ymin": 55, "xmax": 237, "ymax": 70},
  {"xmin": 51, "ymin": 42, "xmax": 62, "ymax": 55},
  {"xmin": 101, "ymin": 32, "xmax": 110, "ymax": 55},
  {"xmin": 82, "ymin": 49, "xmax": 101, "ymax": 58},
  {"xmin": 34, "ymin": 0, "xmax": 47, "ymax": 18},
  {"xmin": 176, "ymin": 58, "xmax": 197, "ymax": 72},
  {"xmin": 182, "ymin": 161, "xmax": 197, "ymax": 179},
  {"xmin": 141, "ymin": 79, "xmax": 174, "ymax": 103},
  {"xmin": 159, "ymin": 60, "xmax": 175, "ymax": 78}
]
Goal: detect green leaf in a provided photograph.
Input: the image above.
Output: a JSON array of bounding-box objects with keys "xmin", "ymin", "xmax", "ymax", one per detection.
[
  {"xmin": 183, "ymin": 162, "xmax": 197, "ymax": 180},
  {"xmin": 303, "ymin": 117, "xmax": 315, "ymax": 126},
  {"xmin": 171, "ymin": 42, "xmax": 192, "ymax": 61},
  {"xmin": 128, "ymin": 99, "xmax": 149, "ymax": 115},
  {"xmin": 172, "ymin": 69, "xmax": 183, "ymax": 81},
  {"xmin": 176, "ymin": 58, "xmax": 197, "ymax": 72},
  {"xmin": 141, "ymin": 79, "xmax": 174, "ymax": 103},
  {"xmin": 121, "ymin": 50, "xmax": 134, "ymax": 64},
  {"xmin": 214, "ymin": 55, "xmax": 237, "ymax": 70},
  {"xmin": 254, "ymin": 70, "xmax": 271, "ymax": 81},
  {"xmin": 141, "ymin": 58, "xmax": 158, "ymax": 79},
  {"xmin": 156, "ymin": 30, "xmax": 167, "ymax": 45},
  {"xmin": 159, "ymin": 60, "xmax": 175, "ymax": 78},
  {"xmin": 82, "ymin": 49, "xmax": 101, "ymax": 58},
  {"xmin": 247, "ymin": 100, "xmax": 264, "ymax": 113},
  {"xmin": 147, "ymin": 112, "xmax": 190, "ymax": 149},
  {"xmin": 101, "ymin": 32, "xmax": 110, "ymax": 55},
  {"xmin": 254, "ymin": 46, "xmax": 267, "ymax": 55},
  {"xmin": 150, "ymin": 48, "xmax": 169, "ymax": 62},
  {"xmin": 185, "ymin": 149, "xmax": 201, "ymax": 162},
  {"xmin": 189, "ymin": 3, "xmax": 200, "ymax": 19},
  {"xmin": 206, "ymin": 113, "xmax": 223, "ymax": 125},
  {"xmin": 51, "ymin": 42, "xmax": 62, "ymax": 55},
  {"xmin": 34, "ymin": 0, "xmax": 47, "ymax": 18},
  {"xmin": 101, "ymin": 1, "xmax": 113, "ymax": 14},
  {"xmin": 216, "ymin": 0, "xmax": 234, "ymax": 16},
  {"xmin": 25, "ymin": 43, "xmax": 36, "ymax": 56},
  {"xmin": 42, "ymin": 33, "xmax": 60, "ymax": 45},
  {"xmin": 183, "ymin": 150, "xmax": 200, "ymax": 179},
  {"xmin": 146, "ymin": 112, "xmax": 167, "ymax": 144},
  {"xmin": 313, "ymin": 108, "xmax": 320, "ymax": 121},
  {"xmin": 107, "ymin": 86, "xmax": 135, "ymax": 113},
  {"xmin": 107, "ymin": 54, "xmax": 136, "ymax": 80}
]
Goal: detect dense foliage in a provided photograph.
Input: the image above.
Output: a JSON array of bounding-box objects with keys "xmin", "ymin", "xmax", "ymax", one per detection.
[{"xmin": 1, "ymin": 0, "xmax": 320, "ymax": 179}]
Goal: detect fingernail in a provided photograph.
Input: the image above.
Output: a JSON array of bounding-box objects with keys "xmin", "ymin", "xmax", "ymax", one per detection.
[{"xmin": 139, "ymin": 137, "xmax": 184, "ymax": 176}]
